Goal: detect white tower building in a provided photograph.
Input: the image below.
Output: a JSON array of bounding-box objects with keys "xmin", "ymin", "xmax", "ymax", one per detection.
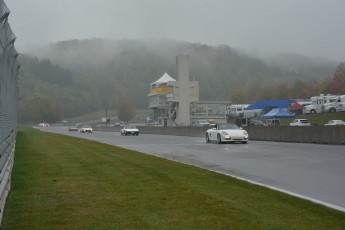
[{"xmin": 148, "ymin": 55, "xmax": 199, "ymax": 126}]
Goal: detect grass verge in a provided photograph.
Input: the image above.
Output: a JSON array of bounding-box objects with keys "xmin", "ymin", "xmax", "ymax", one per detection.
[{"xmin": 2, "ymin": 127, "xmax": 345, "ymax": 229}]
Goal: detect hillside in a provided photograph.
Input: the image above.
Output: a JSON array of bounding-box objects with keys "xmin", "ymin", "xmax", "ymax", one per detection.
[{"xmin": 18, "ymin": 39, "xmax": 339, "ymax": 123}]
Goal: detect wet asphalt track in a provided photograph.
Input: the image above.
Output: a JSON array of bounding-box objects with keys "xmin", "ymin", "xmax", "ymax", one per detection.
[{"xmin": 39, "ymin": 126, "xmax": 345, "ymax": 212}]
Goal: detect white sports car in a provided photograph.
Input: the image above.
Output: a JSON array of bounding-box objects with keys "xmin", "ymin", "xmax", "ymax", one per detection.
[
  {"xmin": 206, "ymin": 123, "xmax": 248, "ymax": 144},
  {"xmin": 121, "ymin": 124, "xmax": 140, "ymax": 136},
  {"xmin": 79, "ymin": 125, "xmax": 93, "ymax": 133}
]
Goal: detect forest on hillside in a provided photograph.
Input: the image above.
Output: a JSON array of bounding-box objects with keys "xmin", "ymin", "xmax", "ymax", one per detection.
[{"xmin": 18, "ymin": 39, "xmax": 344, "ymax": 123}]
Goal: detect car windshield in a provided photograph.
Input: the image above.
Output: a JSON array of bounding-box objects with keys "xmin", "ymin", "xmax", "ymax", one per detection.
[
  {"xmin": 300, "ymin": 120, "xmax": 309, "ymax": 123},
  {"xmin": 218, "ymin": 123, "xmax": 240, "ymax": 130},
  {"xmin": 126, "ymin": 124, "xmax": 137, "ymax": 129}
]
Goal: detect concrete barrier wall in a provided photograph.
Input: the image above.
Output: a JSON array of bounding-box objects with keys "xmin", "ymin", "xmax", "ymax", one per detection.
[
  {"xmin": 137, "ymin": 126, "xmax": 209, "ymax": 137},
  {"xmin": 244, "ymin": 126, "xmax": 345, "ymax": 144},
  {"xmin": 95, "ymin": 126, "xmax": 208, "ymax": 137},
  {"xmin": 94, "ymin": 126, "xmax": 345, "ymax": 145}
]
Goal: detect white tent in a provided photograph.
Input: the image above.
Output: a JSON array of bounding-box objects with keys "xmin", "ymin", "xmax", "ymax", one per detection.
[{"xmin": 151, "ymin": 73, "xmax": 176, "ymax": 87}]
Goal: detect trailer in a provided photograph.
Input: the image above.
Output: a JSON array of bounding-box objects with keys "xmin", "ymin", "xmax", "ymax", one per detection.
[
  {"xmin": 324, "ymin": 95, "xmax": 345, "ymax": 113},
  {"xmin": 303, "ymin": 94, "xmax": 345, "ymax": 114}
]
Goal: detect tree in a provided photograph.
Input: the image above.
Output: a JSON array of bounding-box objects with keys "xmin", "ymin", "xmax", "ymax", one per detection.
[
  {"xmin": 330, "ymin": 62, "xmax": 345, "ymax": 94},
  {"xmin": 18, "ymin": 95, "xmax": 63, "ymax": 123},
  {"xmin": 291, "ymin": 80, "xmax": 305, "ymax": 98},
  {"xmin": 229, "ymin": 88, "xmax": 249, "ymax": 103},
  {"xmin": 272, "ymin": 83, "xmax": 289, "ymax": 100},
  {"xmin": 116, "ymin": 94, "xmax": 136, "ymax": 122}
]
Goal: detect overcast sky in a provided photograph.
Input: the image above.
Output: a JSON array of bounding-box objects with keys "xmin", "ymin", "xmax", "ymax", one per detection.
[{"xmin": 5, "ymin": 0, "xmax": 345, "ymax": 61}]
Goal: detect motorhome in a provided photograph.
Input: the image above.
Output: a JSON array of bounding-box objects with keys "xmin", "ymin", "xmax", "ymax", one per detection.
[
  {"xmin": 324, "ymin": 95, "xmax": 345, "ymax": 113},
  {"xmin": 303, "ymin": 94, "xmax": 345, "ymax": 114}
]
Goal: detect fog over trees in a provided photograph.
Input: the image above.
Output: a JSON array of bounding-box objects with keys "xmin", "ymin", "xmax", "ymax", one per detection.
[{"xmin": 18, "ymin": 39, "xmax": 343, "ymax": 123}]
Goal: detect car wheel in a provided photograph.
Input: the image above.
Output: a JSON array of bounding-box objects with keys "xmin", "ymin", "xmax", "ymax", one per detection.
[
  {"xmin": 329, "ymin": 108, "xmax": 336, "ymax": 113},
  {"xmin": 217, "ymin": 134, "xmax": 222, "ymax": 144},
  {"xmin": 310, "ymin": 109, "xmax": 316, "ymax": 114},
  {"xmin": 206, "ymin": 133, "xmax": 210, "ymax": 143}
]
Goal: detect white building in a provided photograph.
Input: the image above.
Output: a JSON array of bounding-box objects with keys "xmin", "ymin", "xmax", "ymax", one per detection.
[
  {"xmin": 148, "ymin": 73, "xmax": 176, "ymax": 125},
  {"xmin": 191, "ymin": 101, "xmax": 231, "ymax": 124},
  {"xmin": 148, "ymin": 55, "xmax": 230, "ymax": 126},
  {"xmin": 227, "ymin": 104, "xmax": 250, "ymax": 117}
]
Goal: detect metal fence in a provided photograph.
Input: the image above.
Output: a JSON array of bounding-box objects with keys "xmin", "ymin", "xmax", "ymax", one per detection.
[{"xmin": 0, "ymin": 0, "xmax": 19, "ymax": 224}]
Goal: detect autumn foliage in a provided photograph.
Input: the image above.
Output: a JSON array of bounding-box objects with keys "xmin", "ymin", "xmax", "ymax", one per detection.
[
  {"xmin": 330, "ymin": 62, "xmax": 345, "ymax": 94},
  {"xmin": 230, "ymin": 62, "xmax": 344, "ymax": 103}
]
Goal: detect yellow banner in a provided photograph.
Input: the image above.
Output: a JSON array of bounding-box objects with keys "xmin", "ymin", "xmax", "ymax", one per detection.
[{"xmin": 150, "ymin": 87, "xmax": 173, "ymax": 94}]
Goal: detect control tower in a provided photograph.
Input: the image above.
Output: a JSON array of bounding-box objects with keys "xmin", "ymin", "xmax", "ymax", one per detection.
[{"xmin": 148, "ymin": 55, "xmax": 199, "ymax": 126}]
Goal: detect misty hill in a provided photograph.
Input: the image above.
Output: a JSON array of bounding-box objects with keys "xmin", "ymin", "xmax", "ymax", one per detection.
[
  {"xmin": 258, "ymin": 52, "xmax": 337, "ymax": 80},
  {"xmin": 34, "ymin": 38, "xmax": 338, "ymax": 82},
  {"xmin": 18, "ymin": 39, "xmax": 338, "ymax": 122}
]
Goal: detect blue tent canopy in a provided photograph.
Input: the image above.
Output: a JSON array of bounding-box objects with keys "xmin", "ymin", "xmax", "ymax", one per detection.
[
  {"xmin": 245, "ymin": 100, "xmax": 290, "ymax": 110},
  {"xmin": 260, "ymin": 108, "xmax": 295, "ymax": 119}
]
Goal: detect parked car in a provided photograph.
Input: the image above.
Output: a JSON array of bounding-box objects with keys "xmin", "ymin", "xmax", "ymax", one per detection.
[
  {"xmin": 207, "ymin": 119, "xmax": 217, "ymax": 127},
  {"xmin": 193, "ymin": 120, "xmax": 210, "ymax": 127},
  {"xmin": 324, "ymin": 120, "xmax": 345, "ymax": 126},
  {"xmin": 248, "ymin": 119, "xmax": 265, "ymax": 126},
  {"xmin": 289, "ymin": 119, "xmax": 310, "ymax": 126},
  {"xmin": 206, "ymin": 123, "xmax": 248, "ymax": 144},
  {"xmin": 79, "ymin": 125, "xmax": 93, "ymax": 133},
  {"xmin": 121, "ymin": 124, "xmax": 139, "ymax": 136},
  {"xmin": 68, "ymin": 126, "xmax": 78, "ymax": 132}
]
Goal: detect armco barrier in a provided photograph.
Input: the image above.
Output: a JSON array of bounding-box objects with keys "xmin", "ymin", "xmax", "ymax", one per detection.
[{"xmin": 94, "ymin": 126, "xmax": 345, "ymax": 144}]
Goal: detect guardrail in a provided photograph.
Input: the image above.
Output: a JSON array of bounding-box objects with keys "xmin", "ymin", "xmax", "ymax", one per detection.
[
  {"xmin": 94, "ymin": 126, "xmax": 345, "ymax": 145},
  {"xmin": 0, "ymin": 0, "xmax": 19, "ymax": 225}
]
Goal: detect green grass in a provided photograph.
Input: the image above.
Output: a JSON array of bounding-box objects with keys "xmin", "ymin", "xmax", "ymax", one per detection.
[{"xmin": 2, "ymin": 128, "xmax": 345, "ymax": 229}]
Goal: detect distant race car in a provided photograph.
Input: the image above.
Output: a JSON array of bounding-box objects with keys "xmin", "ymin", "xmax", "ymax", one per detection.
[
  {"xmin": 79, "ymin": 125, "xmax": 93, "ymax": 133},
  {"xmin": 206, "ymin": 123, "xmax": 248, "ymax": 144},
  {"xmin": 121, "ymin": 124, "xmax": 139, "ymax": 136}
]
